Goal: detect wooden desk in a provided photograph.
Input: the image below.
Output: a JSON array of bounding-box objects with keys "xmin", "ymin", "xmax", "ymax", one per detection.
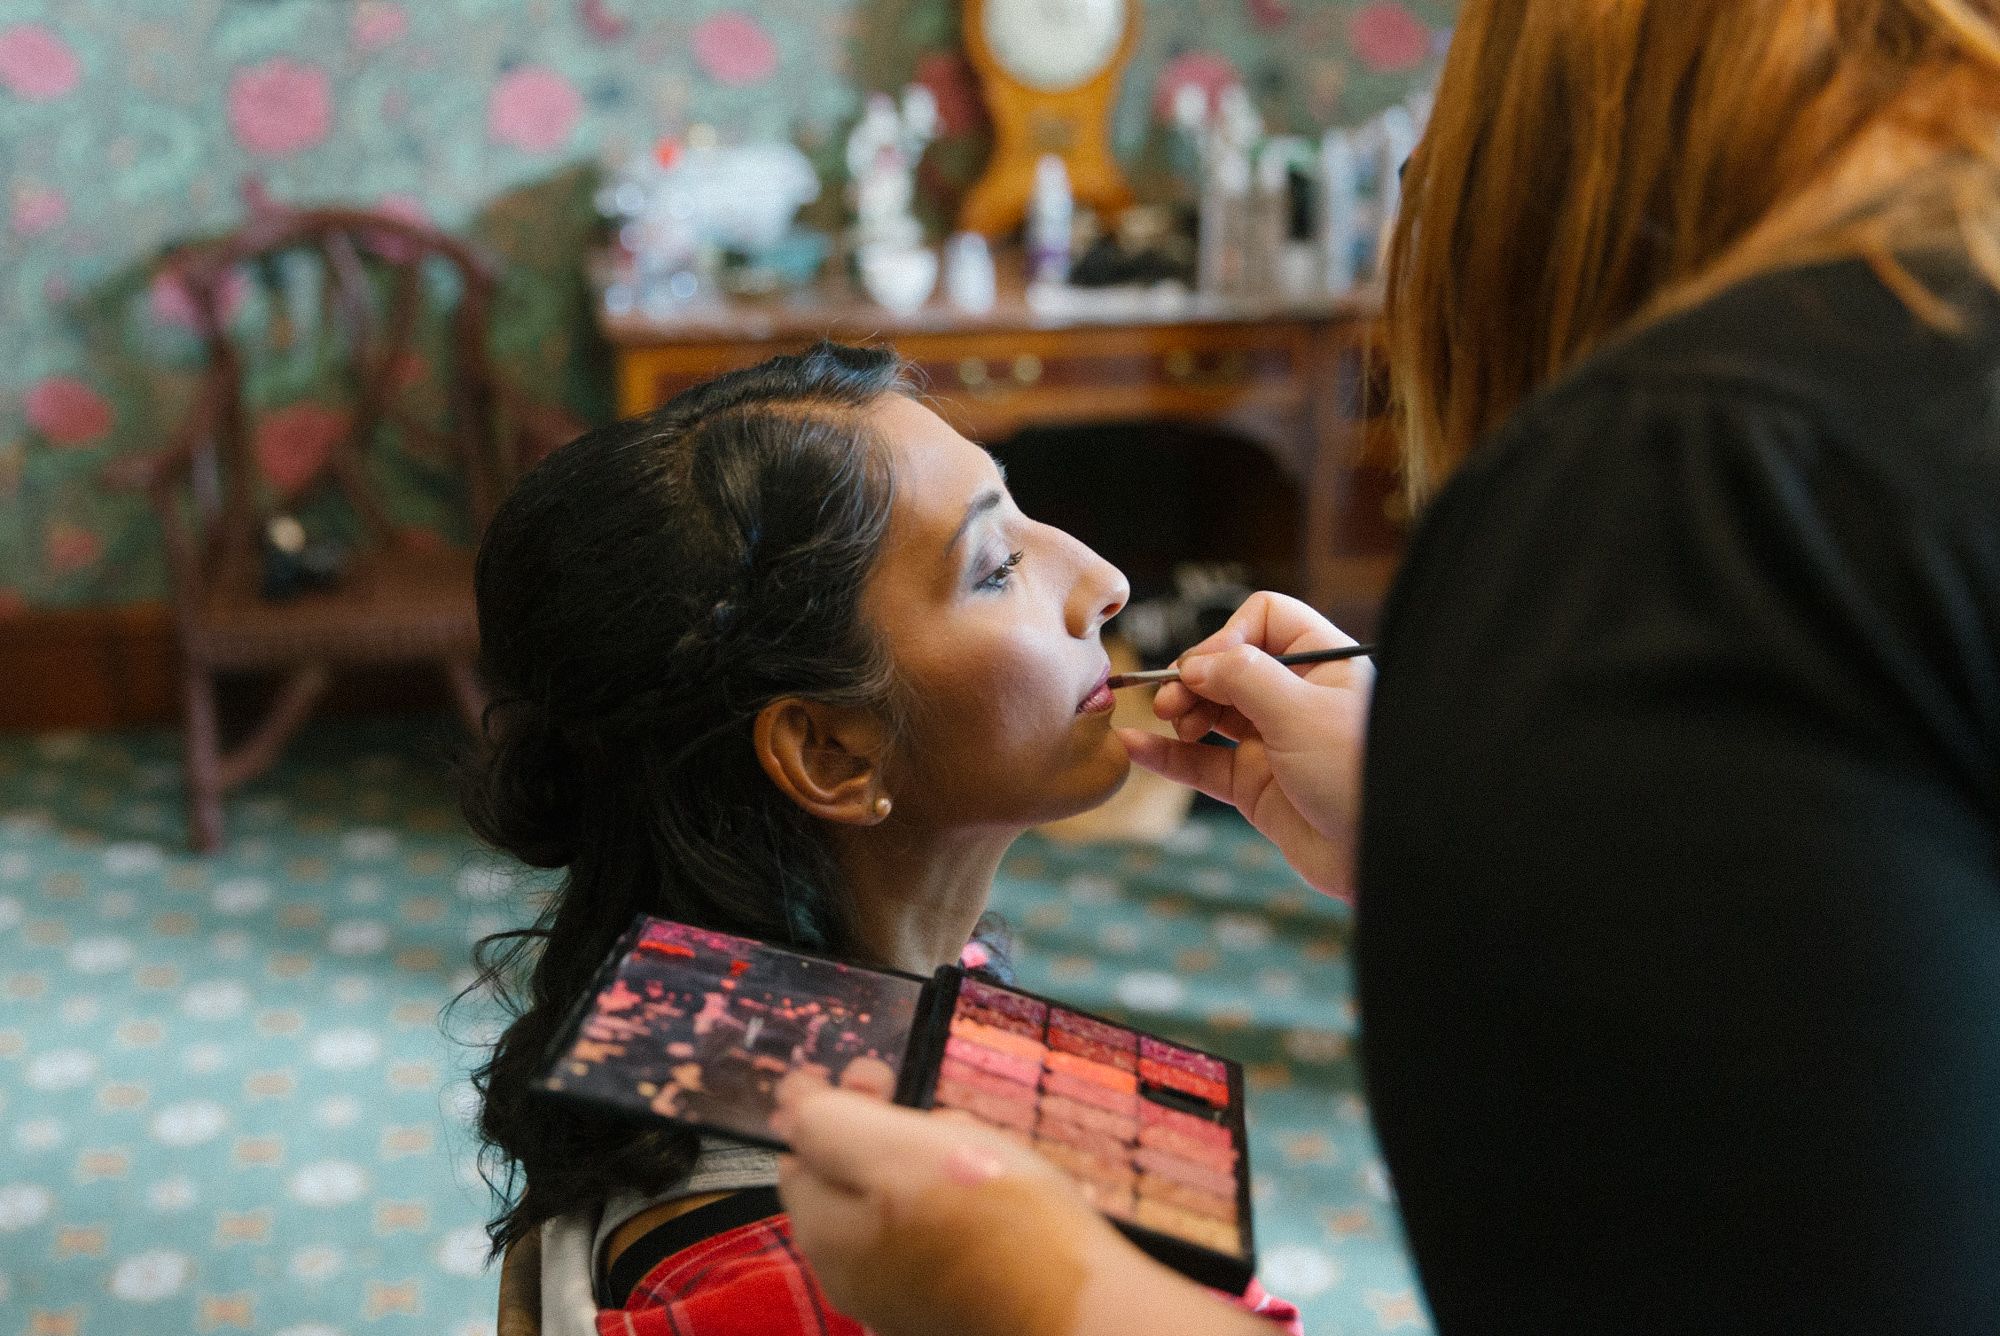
[{"xmin": 600, "ymin": 277, "xmax": 1400, "ymax": 624}]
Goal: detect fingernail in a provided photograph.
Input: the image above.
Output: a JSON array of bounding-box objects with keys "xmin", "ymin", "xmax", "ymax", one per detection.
[
  {"xmin": 941, "ymin": 1145, "xmax": 1006, "ymax": 1187},
  {"xmin": 1179, "ymin": 655, "xmax": 1211, "ymax": 687}
]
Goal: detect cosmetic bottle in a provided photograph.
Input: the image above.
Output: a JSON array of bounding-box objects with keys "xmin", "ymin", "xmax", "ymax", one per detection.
[
  {"xmin": 1317, "ymin": 128, "xmax": 1362, "ymax": 293},
  {"xmin": 1197, "ymin": 141, "xmax": 1249, "ymax": 297},
  {"xmin": 1253, "ymin": 138, "xmax": 1317, "ymax": 297},
  {"xmin": 1028, "ymin": 154, "xmax": 1074, "ymax": 286},
  {"xmin": 945, "ymin": 231, "xmax": 998, "ymax": 313},
  {"xmin": 1198, "ymin": 86, "xmax": 1264, "ymax": 298}
]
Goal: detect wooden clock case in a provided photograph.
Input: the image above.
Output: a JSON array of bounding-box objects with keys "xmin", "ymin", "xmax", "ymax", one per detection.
[{"xmin": 957, "ymin": 0, "xmax": 1140, "ymax": 237}]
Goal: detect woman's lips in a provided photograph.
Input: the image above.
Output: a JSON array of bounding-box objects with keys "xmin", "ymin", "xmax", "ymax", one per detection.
[{"xmin": 1076, "ymin": 666, "xmax": 1115, "ymax": 715}]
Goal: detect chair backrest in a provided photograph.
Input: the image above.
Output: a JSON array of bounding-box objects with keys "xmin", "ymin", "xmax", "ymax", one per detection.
[{"xmin": 154, "ymin": 207, "xmax": 509, "ymax": 592}]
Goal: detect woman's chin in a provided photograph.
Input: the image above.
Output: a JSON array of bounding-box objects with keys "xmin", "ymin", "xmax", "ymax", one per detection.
[{"xmin": 1046, "ymin": 735, "xmax": 1134, "ymax": 820}]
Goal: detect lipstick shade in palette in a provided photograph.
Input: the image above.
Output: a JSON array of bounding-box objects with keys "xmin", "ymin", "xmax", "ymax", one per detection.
[{"xmin": 537, "ymin": 915, "xmax": 1258, "ymax": 1294}]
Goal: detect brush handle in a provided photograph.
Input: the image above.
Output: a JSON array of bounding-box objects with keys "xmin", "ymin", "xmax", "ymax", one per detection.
[{"xmin": 1106, "ymin": 642, "xmax": 1377, "ymax": 689}]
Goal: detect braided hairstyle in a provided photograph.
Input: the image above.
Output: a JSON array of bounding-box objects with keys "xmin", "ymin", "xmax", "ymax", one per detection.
[{"xmin": 459, "ymin": 342, "xmax": 911, "ymax": 1253}]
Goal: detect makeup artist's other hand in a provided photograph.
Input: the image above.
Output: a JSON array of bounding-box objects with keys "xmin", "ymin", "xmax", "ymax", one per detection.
[
  {"xmin": 1119, "ymin": 592, "xmax": 1371, "ymax": 900},
  {"xmin": 773, "ymin": 1075, "xmax": 1264, "ymax": 1336}
]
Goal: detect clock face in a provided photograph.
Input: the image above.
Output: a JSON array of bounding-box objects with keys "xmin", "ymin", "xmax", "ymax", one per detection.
[{"xmin": 980, "ymin": 0, "xmax": 1129, "ymax": 92}]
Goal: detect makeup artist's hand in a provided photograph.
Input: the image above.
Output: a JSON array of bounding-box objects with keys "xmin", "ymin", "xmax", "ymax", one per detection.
[
  {"xmin": 772, "ymin": 1075, "xmax": 1268, "ymax": 1336},
  {"xmin": 1118, "ymin": 592, "xmax": 1371, "ymax": 900}
]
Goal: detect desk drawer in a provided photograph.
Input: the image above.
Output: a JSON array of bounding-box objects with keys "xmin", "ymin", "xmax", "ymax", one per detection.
[
  {"xmin": 896, "ymin": 325, "xmax": 1319, "ymax": 441},
  {"xmin": 910, "ymin": 339, "xmax": 1297, "ymax": 397},
  {"xmin": 615, "ymin": 323, "xmax": 1323, "ymax": 426}
]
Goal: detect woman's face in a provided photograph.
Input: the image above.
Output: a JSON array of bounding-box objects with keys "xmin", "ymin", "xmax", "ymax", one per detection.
[{"xmin": 862, "ymin": 394, "xmax": 1131, "ymax": 829}]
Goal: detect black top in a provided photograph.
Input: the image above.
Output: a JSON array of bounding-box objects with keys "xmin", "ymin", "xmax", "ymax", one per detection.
[{"xmin": 1357, "ymin": 256, "xmax": 2000, "ymax": 1333}]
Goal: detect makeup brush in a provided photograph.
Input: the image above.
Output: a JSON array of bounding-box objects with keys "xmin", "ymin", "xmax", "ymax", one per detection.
[{"xmin": 1107, "ymin": 643, "xmax": 1377, "ymax": 690}]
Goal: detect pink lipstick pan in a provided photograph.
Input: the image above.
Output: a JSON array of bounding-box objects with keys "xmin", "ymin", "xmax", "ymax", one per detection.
[{"xmin": 537, "ymin": 915, "xmax": 1260, "ymax": 1294}]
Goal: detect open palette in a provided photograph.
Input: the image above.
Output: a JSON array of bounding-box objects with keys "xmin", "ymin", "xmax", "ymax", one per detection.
[{"xmin": 537, "ymin": 915, "xmax": 1257, "ymax": 1293}]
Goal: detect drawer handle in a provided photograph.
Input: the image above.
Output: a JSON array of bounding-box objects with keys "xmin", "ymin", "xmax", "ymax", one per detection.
[
  {"xmin": 957, "ymin": 358, "xmax": 989, "ymax": 389},
  {"xmin": 1164, "ymin": 349, "xmax": 1196, "ymax": 382},
  {"xmin": 1012, "ymin": 353, "xmax": 1043, "ymax": 386}
]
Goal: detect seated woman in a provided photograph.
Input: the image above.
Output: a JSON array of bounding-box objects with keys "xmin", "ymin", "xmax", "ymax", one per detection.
[{"xmin": 464, "ymin": 344, "xmax": 1297, "ymax": 1334}]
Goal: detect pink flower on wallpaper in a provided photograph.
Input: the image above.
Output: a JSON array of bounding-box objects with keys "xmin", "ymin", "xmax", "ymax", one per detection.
[
  {"xmin": 1349, "ymin": 2, "xmax": 1433, "ymax": 75},
  {"xmin": 1245, "ymin": 0, "xmax": 1293, "ymax": 30},
  {"xmin": 1152, "ymin": 50, "xmax": 1241, "ymax": 123},
  {"xmin": 691, "ymin": 12, "xmax": 778, "ymax": 87},
  {"xmin": 0, "ymin": 24, "xmax": 82, "ymax": 102},
  {"xmin": 44, "ymin": 523, "xmax": 103, "ymax": 575},
  {"xmin": 578, "ymin": 0, "xmax": 632, "ymax": 43},
  {"xmin": 149, "ymin": 268, "xmax": 251, "ymax": 331},
  {"xmin": 25, "ymin": 376, "xmax": 113, "ymax": 448},
  {"xmin": 352, "ymin": 2, "xmax": 409, "ymax": 52},
  {"xmin": 488, "ymin": 65, "xmax": 583, "ymax": 154},
  {"xmin": 254, "ymin": 402, "xmax": 350, "ymax": 496},
  {"xmin": 914, "ymin": 49, "xmax": 985, "ymax": 137},
  {"xmin": 11, "ymin": 183, "xmax": 67, "ymax": 237},
  {"xmin": 228, "ymin": 58, "xmax": 333, "ymax": 157}
]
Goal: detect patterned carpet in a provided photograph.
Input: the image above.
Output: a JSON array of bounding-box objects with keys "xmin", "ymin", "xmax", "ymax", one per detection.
[{"xmin": 0, "ymin": 718, "xmax": 1429, "ymax": 1335}]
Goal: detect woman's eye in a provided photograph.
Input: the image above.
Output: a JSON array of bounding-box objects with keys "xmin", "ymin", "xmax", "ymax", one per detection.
[{"xmin": 976, "ymin": 550, "xmax": 1024, "ymax": 592}]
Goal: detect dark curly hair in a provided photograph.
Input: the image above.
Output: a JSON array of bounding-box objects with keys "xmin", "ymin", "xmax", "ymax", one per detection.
[{"xmin": 458, "ymin": 342, "xmax": 916, "ymax": 1254}]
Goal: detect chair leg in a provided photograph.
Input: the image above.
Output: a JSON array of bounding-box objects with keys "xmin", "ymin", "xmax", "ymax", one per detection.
[
  {"xmin": 181, "ymin": 663, "xmax": 226, "ymax": 854},
  {"xmin": 217, "ymin": 665, "xmax": 329, "ymax": 792},
  {"xmin": 443, "ymin": 657, "xmax": 489, "ymax": 738}
]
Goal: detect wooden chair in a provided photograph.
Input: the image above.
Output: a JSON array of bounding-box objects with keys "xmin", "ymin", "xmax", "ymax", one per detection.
[
  {"xmin": 497, "ymin": 1230, "xmax": 543, "ymax": 1336},
  {"xmin": 112, "ymin": 207, "xmax": 577, "ymax": 850}
]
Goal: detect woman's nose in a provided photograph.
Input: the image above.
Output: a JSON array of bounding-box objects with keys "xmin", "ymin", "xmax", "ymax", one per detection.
[{"xmin": 1065, "ymin": 541, "xmax": 1130, "ymax": 639}]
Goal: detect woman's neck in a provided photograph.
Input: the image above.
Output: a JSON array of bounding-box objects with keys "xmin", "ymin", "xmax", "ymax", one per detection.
[{"xmin": 832, "ymin": 823, "xmax": 1018, "ymax": 974}]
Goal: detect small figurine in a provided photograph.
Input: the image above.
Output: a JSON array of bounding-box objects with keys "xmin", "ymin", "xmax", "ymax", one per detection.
[{"xmin": 847, "ymin": 86, "xmax": 939, "ymax": 254}]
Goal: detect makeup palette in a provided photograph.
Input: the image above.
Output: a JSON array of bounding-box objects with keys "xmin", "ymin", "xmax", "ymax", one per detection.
[{"xmin": 538, "ymin": 915, "xmax": 1257, "ymax": 1293}]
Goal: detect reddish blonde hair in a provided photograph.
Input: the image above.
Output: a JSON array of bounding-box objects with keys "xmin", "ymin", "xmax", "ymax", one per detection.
[{"xmin": 1385, "ymin": 0, "xmax": 2000, "ymax": 501}]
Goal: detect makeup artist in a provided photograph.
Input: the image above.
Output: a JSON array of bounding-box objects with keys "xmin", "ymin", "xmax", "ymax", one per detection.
[{"xmin": 771, "ymin": 1, "xmax": 2000, "ymax": 1332}]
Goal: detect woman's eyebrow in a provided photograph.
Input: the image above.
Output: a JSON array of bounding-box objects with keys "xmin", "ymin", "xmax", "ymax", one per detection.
[{"xmin": 945, "ymin": 489, "xmax": 1005, "ymax": 559}]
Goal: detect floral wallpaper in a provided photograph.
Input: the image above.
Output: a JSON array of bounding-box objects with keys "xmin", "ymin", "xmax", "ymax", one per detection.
[{"xmin": 0, "ymin": 0, "xmax": 1453, "ymax": 610}]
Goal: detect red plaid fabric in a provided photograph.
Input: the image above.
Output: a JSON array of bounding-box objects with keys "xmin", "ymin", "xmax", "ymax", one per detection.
[
  {"xmin": 597, "ymin": 1208, "xmax": 1304, "ymax": 1335},
  {"xmin": 596, "ymin": 1211, "xmax": 860, "ymax": 1336}
]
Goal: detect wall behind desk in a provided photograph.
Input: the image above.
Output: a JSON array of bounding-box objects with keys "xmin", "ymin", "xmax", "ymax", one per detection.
[{"xmin": 0, "ymin": 0, "xmax": 1451, "ymax": 611}]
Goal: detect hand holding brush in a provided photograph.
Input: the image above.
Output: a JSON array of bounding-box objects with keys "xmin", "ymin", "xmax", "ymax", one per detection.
[
  {"xmin": 1106, "ymin": 642, "xmax": 1375, "ymax": 690},
  {"xmin": 1114, "ymin": 593, "xmax": 1374, "ymax": 900}
]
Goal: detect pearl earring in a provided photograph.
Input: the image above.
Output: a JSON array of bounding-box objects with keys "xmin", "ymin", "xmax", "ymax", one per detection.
[{"xmin": 873, "ymin": 796, "xmax": 893, "ymax": 819}]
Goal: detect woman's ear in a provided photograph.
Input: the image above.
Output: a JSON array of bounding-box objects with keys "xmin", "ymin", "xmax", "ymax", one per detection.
[{"xmin": 754, "ymin": 698, "xmax": 891, "ymax": 825}]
